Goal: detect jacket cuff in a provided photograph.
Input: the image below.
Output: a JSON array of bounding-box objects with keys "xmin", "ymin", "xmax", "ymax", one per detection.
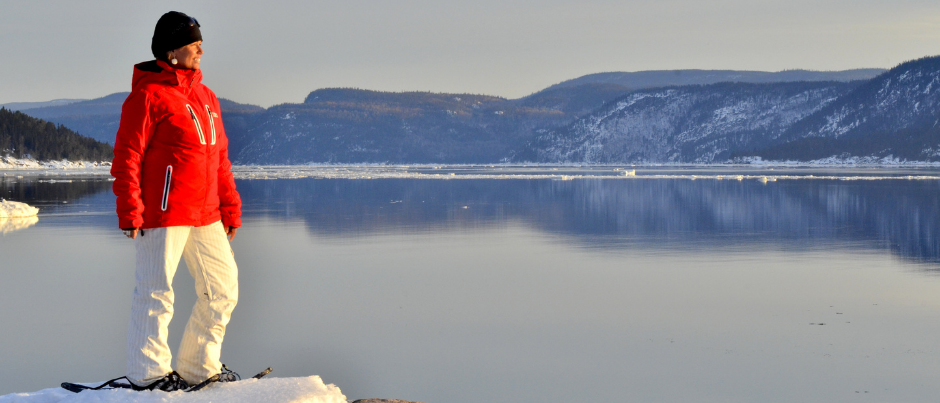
[
  {"xmin": 119, "ymin": 217, "xmax": 143, "ymax": 229},
  {"xmin": 221, "ymin": 215, "xmax": 241, "ymax": 229}
]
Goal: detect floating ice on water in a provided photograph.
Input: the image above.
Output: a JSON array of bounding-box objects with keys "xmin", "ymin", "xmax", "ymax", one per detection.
[
  {"xmin": 0, "ymin": 375, "xmax": 346, "ymax": 403},
  {"xmin": 0, "ymin": 200, "xmax": 40, "ymax": 234},
  {"xmin": 0, "ymin": 200, "xmax": 39, "ymax": 218},
  {"xmin": 4, "ymin": 161, "xmax": 940, "ymax": 182}
]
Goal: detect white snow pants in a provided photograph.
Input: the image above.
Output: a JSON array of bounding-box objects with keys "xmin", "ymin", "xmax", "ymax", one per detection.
[{"xmin": 126, "ymin": 221, "xmax": 238, "ymax": 385}]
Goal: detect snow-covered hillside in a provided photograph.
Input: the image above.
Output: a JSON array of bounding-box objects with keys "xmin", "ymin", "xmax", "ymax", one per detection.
[
  {"xmin": 537, "ymin": 82, "xmax": 855, "ymax": 163},
  {"xmin": 538, "ymin": 56, "xmax": 940, "ymax": 163},
  {"xmin": 790, "ymin": 56, "xmax": 940, "ymax": 141}
]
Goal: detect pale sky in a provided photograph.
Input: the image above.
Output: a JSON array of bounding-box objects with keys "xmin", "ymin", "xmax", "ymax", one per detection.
[{"xmin": 2, "ymin": 0, "xmax": 939, "ymax": 107}]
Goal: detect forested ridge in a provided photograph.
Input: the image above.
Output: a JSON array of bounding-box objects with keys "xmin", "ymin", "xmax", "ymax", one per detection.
[{"xmin": 0, "ymin": 107, "xmax": 113, "ymax": 162}]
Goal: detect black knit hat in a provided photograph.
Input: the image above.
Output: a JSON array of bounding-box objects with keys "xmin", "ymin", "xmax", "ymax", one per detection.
[{"xmin": 151, "ymin": 11, "xmax": 202, "ymax": 60}]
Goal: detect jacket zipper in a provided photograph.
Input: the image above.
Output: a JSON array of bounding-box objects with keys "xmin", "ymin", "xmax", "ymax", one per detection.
[
  {"xmin": 161, "ymin": 165, "xmax": 173, "ymax": 211},
  {"xmin": 185, "ymin": 104, "xmax": 207, "ymax": 145},
  {"xmin": 205, "ymin": 105, "xmax": 217, "ymax": 145}
]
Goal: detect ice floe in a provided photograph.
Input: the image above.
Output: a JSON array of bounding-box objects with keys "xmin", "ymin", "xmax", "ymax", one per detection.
[
  {"xmin": 0, "ymin": 200, "xmax": 40, "ymax": 234},
  {"xmin": 0, "ymin": 200, "xmax": 38, "ymax": 218},
  {"xmin": 0, "ymin": 375, "xmax": 346, "ymax": 403},
  {"xmin": 225, "ymin": 165, "xmax": 940, "ymax": 182}
]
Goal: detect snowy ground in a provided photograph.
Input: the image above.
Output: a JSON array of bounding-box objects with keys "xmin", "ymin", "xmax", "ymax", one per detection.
[
  {"xmin": 0, "ymin": 156, "xmax": 112, "ymax": 172},
  {"xmin": 735, "ymin": 155, "xmax": 940, "ymax": 166},
  {"xmin": 0, "ymin": 376, "xmax": 346, "ymax": 403}
]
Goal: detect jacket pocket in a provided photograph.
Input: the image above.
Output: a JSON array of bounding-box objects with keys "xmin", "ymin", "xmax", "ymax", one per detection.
[
  {"xmin": 205, "ymin": 105, "xmax": 217, "ymax": 145},
  {"xmin": 185, "ymin": 104, "xmax": 207, "ymax": 145},
  {"xmin": 161, "ymin": 165, "xmax": 173, "ymax": 211}
]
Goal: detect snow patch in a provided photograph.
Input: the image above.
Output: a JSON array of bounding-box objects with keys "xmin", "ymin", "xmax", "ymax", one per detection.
[
  {"xmin": 734, "ymin": 155, "xmax": 940, "ymax": 166},
  {"xmin": 0, "ymin": 156, "xmax": 111, "ymax": 171},
  {"xmin": 0, "ymin": 376, "xmax": 346, "ymax": 403}
]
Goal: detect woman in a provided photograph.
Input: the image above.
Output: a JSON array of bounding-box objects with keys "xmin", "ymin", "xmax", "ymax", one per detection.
[{"xmin": 110, "ymin": 11, "xmax": 241, "ymax": 391}]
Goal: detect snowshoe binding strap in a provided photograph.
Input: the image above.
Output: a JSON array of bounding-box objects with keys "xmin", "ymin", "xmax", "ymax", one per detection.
[
  {"xmin": 186, "ymin": 365, "xmax": 273, "ymax": 392},
  {"xmin": 219, "ymin": 364, "xmax": 241, "ymax": 382},
  {"xmin": 62, "ymin": 371, "xmax": 189, "ymax": 393},
  {"xmin": 187, "ymin": 364, "xmax": 238, "ymax": 392},
  {"xmin": 146, "ymin": 371, "xmax": 190, "ymax": 392},
  {"xmin": 62, "ymin": 376, "xmax": 137, "ymax": 393}
]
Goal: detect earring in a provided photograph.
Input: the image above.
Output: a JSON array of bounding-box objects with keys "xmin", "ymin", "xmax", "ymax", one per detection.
[{"xmin": 171, "ymin": 58, "xmax": 178, "ymax": 65}]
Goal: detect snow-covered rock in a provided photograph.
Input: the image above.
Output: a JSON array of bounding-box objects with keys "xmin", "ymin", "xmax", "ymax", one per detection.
[
  {"xmin": 0, "ymin": 200, "xmax": 39, "ymax": 218},
  {"xmin": 0, "ymin": 376, "xmax": 346, "ymax": 403}
]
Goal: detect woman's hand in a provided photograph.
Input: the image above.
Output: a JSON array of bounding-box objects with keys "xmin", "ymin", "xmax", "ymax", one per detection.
[
  {"xmin": 122, "ymin": 228, "xmax": 139, "ymax": 239},
  {"xmin": 226, "ymin": 226, "xmax": 238, "ymax": 241}
]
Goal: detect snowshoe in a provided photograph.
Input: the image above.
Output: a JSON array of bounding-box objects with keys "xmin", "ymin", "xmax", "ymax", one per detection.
[{"xmin": 62, "ymin": 371, "xmax": 189, "ymax": 393}]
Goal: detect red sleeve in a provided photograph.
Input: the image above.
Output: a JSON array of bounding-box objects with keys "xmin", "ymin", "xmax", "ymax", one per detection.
[
  {"xmin": 110, "ymin": 91, "xmax": 153, "ymax": 229},
  {"xmin": 214, "ymin": 99, "xmax": 242, "ymax": 229}
]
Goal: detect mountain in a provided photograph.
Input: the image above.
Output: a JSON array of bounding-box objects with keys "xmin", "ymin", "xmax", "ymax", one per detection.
[
  {"xmin": 535, "ymin": 81, "xmax": 860, "ymax": 163},
  {"xmin": 23, "ymin": 92, "xmax": 129, "ymax": 144},
  {"xmin": 538, "ymin": 56, "xmax": 940, "ymax": 163},
  {"xmin": 12, "ymin": 61, "xmax": 936, "ymax": 164},
  {"xmin": 746, "ymin": 56, "xmax": 940, "ymax": 161},
  {"xmin": 515, "ymin": 83, "xmax": 633, "ymax": 118},
  {"xmin": 232, "ymin": 89, "xmax": 529, "ymax": 164},
  {"xmin": 21, "ymin": 92, "xmax": 263, "ymax": 145},
  {"xmin": 545, "ymin": 69, "xmax": 886, "ymax": 92},
  {"xmin": 0, "ymin": 98, "xmax": 86, "ymax": 111},
  {"xmin": 0, "ymin": 108, "xmax": 113, "ymax": 161}
]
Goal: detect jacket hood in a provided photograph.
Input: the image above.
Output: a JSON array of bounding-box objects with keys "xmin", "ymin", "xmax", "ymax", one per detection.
[{"xmin": 131, "ymin": 60, "xmax": 203, "ymax": 91}]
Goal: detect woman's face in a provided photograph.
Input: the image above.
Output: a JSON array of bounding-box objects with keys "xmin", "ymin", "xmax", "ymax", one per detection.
[{"xmin": 171, "ymin": 41, "xmax": 203, "ymax": 70}]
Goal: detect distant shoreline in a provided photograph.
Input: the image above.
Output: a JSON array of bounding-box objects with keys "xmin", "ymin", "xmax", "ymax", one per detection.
[{"xmin": 4, "ymin": 160, "xmax": 940, "ymax": 181}]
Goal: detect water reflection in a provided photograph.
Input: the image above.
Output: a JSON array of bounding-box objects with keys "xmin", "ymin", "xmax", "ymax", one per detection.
[
  {"xmin": 238, "ymin": 178, "xmax": 940, "ymax": 265},
  {"xmin": 0, "ymin": 216, "xmax": 38, "ymax": 234},
  {"xmin": 0, "ymin": 176, "xmax": 111, "ymax": 203},
  {"xmin": 4, "ymin": 174, "xmax": 938, "ymax": 264}
]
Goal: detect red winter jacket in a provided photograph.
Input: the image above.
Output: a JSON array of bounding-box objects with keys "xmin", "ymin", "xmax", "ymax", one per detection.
[{"xmin": 111, "ymin": 60, "xmax": 241, "ymax": 230}]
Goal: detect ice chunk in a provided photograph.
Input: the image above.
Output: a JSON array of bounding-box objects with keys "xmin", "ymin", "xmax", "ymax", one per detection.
[{"xmin": 0, "ymin": 200, "xmax": 39, "ymax": 218}]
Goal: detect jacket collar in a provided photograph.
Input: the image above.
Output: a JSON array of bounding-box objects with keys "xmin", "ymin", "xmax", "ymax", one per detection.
[{"xmin": 131, "ymin": 60, "xmax": 203, "ymax": 90}]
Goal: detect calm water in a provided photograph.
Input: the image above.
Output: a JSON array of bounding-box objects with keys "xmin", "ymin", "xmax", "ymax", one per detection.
[{"xmin": 2, "ymin": 167, "xmax": 940, "ymax": 403}]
